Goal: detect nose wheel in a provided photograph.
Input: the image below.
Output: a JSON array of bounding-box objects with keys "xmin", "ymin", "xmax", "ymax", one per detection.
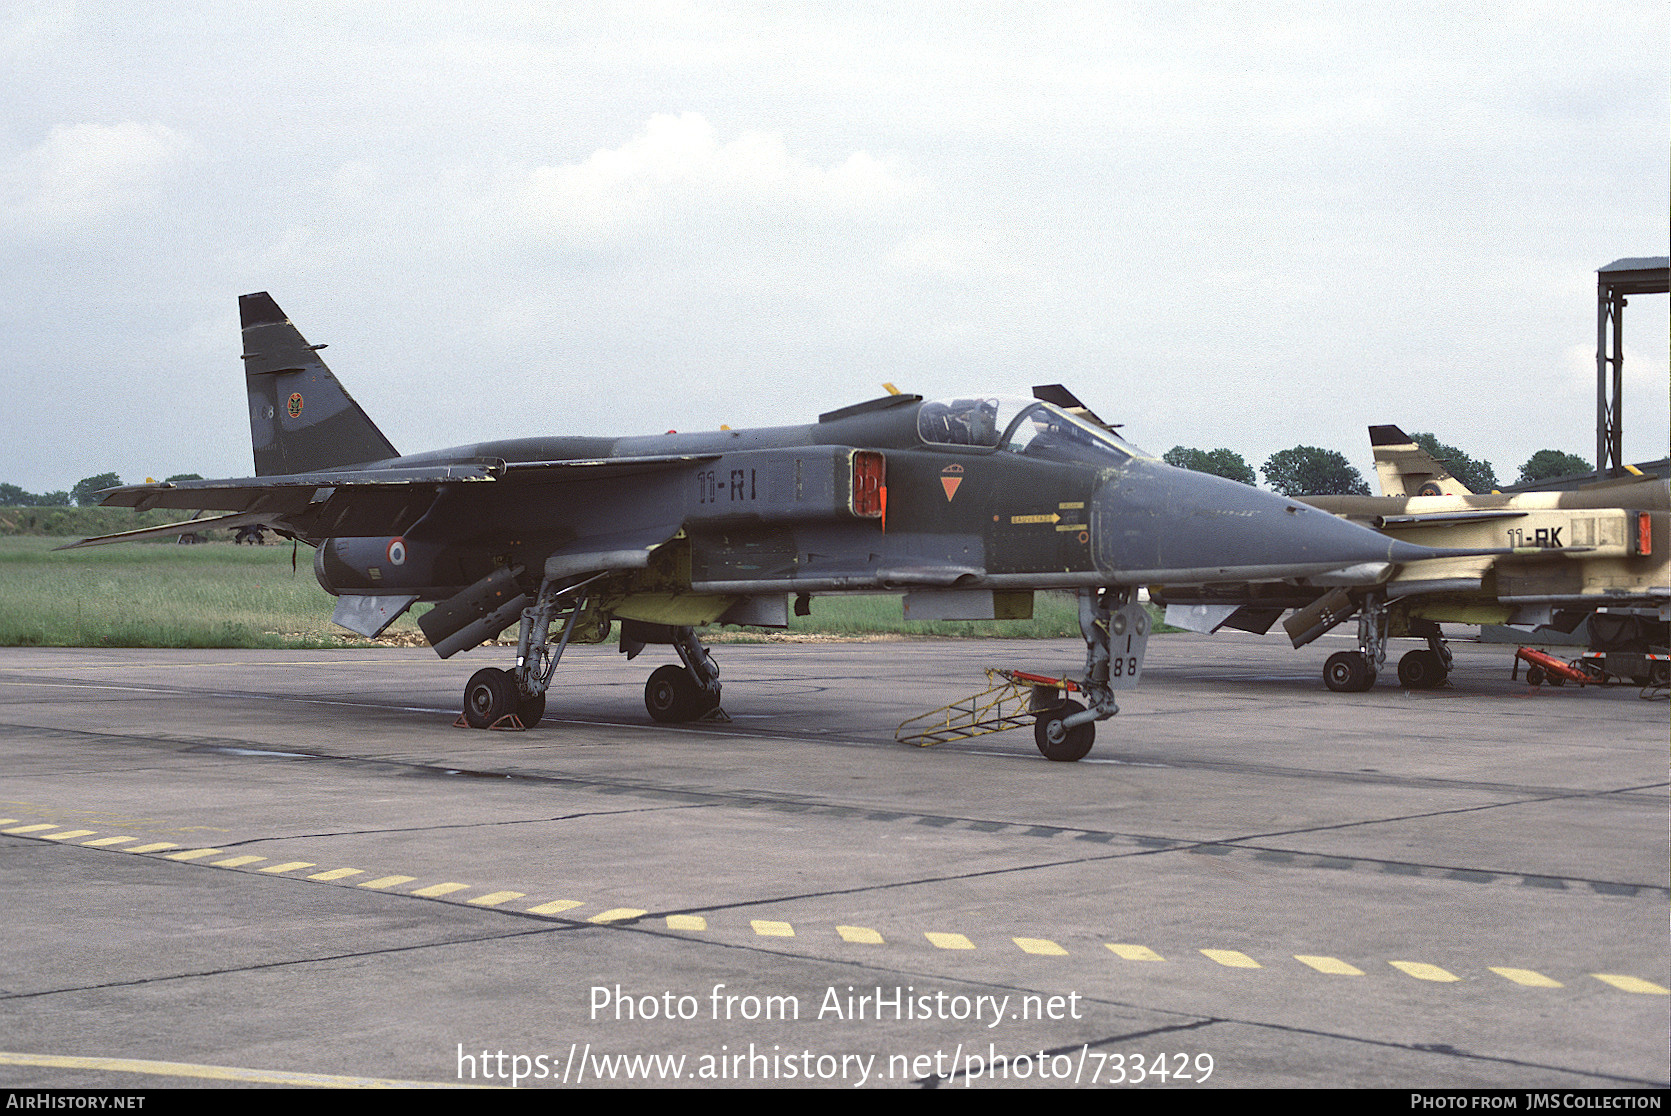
[{"xmin": 1033, "ymin": 699, "xmax": 1095, "ymax": 762}]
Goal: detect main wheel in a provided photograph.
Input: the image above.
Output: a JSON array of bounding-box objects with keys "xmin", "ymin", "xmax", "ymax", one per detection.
[
  {"xmin": 464, "ymin": 667, "xmax": 517, "ymax": 728},
  {"xmin": 517, "ymin": 691, "xmax": 546, "ymax": 729},
  {"xmin": 645, "ymin": 665, "xmax": 699, "ymax": 723},
  {"xmin": 1034, "ymin": 700, "xmax": 1095, "ymax": 762},
  {"xmin": 1397, "ymin": 649, "xmax": 1447, "ymax": 690},
  {"xmin": 1324, "ymin": 651, "xmax": 1374, "ymax": 692}
]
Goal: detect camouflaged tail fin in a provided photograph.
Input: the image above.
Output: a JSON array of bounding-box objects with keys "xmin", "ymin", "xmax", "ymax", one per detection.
[{"xmin": 240, "ymin": 292, "xmax": 399, "ymax": 477}]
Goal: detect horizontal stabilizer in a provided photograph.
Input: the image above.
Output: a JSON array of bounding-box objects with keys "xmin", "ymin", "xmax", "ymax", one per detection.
[
  {"xmin": 1164, "ymin": 602, "xmax": 1240, "ymax": 634},
  {"xmin": 331, "ymin": 594, "xmax": 418, "ymax": 638}
]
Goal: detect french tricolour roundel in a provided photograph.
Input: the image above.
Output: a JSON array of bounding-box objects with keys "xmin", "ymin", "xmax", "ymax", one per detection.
[{"xmin": 386, "ymin": 537, "xmax": 406, "ymax": 566}]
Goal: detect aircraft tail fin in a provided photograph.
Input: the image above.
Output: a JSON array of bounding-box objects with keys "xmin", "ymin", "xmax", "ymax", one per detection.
[
  {"xmin": 1368, "ymin": 425, "xmax": 1473, "ymax": 498},
  {"xmin": 241, "ymin": 292, "xmax": 399, "ymax": 476}
]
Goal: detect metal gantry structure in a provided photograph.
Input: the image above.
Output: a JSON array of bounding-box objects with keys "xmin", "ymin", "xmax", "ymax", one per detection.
[{"xmin": 1595, "ymin": 256, "xmax": 1669, "ymax": 477}]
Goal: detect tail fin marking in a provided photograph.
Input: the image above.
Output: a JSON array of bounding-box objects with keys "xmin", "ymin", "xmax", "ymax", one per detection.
[
  {"xmin": 1368, "ymin": 425, "xmax": 1474, "ymax": 498},
  {"xmin": 241, "ymin": 292, "xmax": 398, "ymax": 476}
]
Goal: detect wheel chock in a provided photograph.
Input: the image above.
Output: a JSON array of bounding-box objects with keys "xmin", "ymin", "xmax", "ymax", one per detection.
[{"xmin": 452, "ymin": 712, "xmax": 528, "ymax": 730}]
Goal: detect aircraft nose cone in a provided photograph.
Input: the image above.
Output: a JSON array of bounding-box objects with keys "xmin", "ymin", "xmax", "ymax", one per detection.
[{"xmin": 1092, "ymin": 462, "xmax": 1413, "ymax": 581}]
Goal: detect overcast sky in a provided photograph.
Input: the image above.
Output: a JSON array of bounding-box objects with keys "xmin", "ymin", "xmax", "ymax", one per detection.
[{"xmin": 2, "ymin": 1, "xmax": 1666, "ymax": 494}]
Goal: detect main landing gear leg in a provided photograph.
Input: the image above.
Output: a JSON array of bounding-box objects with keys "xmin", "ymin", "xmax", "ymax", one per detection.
[
  {"xmin": 1324, "ymin": 593, "xmax": 1386, "ymax": 692},
  {"xmin": 1034, "ymin": 587, "xmax": 1147, "ymax": 762},
  {"xmin": 644, "ymin": 626, "xmax": 727, "ymax": 724},
  {"xmin": 1397, "ymin": 618, "xmax": 1451, "ymax": 690},
  {"xmin": 461, "ymin": 575, "xmax": 598, "ymax": 730}
]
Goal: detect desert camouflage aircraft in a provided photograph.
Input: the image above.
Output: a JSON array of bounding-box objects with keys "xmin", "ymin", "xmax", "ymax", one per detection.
[
  {"xmin": 69, "ymin": 294, "xmax": 1490, "ymax": 758},
  {"xmin": 1157, "ymin": 427, "xmax": 1669, "ymax": 691}
]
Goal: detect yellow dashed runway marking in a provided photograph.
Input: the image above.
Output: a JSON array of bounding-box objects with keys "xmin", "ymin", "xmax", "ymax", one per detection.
[
  {"xmin": 1202, "ymin": 949, "xmax": 1261, "ymax": 969},
  {"xmin": 1491, "ymin": 967, "xmax": 1563, "ymax": 988},
  {"xmin": 358, "ymin": 875, "xmax": 416, "ymax": 890},
  {"xmin": 467, "ymin": 891, "xmax": 526, "ymax": 907},
  {"xmin": 165, "ymin": 848, "xmax": 224, "ymax": 861},
  {"xmin": 1592, "ymin": 974, "xmax": 1669, "ymax": 995},
  {"xmin": 1391, "ymin": 961, "xmax": 1459, "ymax": 982},
  {"xmin": 4, "ymin": 819, "xmax": 1660, "ymax": 1000},
  {"xmin": 1015, "ymin": 937, "xmax": 1067, "ymax": 956},
  {"xmin": 527, "ymin": 899, "xmax": 583, "ymax": 915}
]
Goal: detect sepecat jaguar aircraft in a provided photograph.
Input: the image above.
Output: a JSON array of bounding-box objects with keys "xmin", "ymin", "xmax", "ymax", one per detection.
[{"xmin": 67, "ymin": 293, "xmax": 1486, "ymax": 760}]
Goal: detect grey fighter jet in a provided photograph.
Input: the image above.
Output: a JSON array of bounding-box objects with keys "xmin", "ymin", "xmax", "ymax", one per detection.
[{"xmin": 68, "ymin": 293, "xmax": 1480, "ymax": 760}]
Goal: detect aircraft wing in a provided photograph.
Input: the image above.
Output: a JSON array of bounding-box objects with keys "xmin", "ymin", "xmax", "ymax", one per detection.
[
  {"xmin": 54, "ymin": 510, "xmax": 278, "ymax": 550},
  {"xmin": 76, "ymin": 454, "xmax": 721, "ymax": 546}
]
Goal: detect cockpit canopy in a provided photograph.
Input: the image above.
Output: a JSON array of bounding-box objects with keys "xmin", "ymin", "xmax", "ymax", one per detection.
[{"xmin": 916, "ymin": 396, "xmax": 1148, "ymax": 467}]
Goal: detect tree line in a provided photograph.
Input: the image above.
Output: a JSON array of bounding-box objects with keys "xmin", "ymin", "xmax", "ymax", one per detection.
[
  {"xmin": 1164, "ymin": 438, "xmax": 1590, "ymax": 496},
  {"xmin": 0, "ymin": 473, "xmax": 202, "ymax": 508}
]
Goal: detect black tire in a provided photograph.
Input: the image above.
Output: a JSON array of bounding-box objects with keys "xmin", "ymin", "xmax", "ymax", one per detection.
[
  {"xmin": 1397, "ymin": 649, "xmax": 1447, "ymax": 690},
  {"xmin": 464, "ymin": 668, "xmax": 517, "ymax": 728},
  {"xmin": 1324, "ymin": 651, "xmax": 1374, "ymax": 692},
  {"xmin": 1034, "ymin": 700, "xmax": 1095, "ymax": 762},
  {"xmin": 1526, "ymin": 665, "xmax": 1546, "ymax": 687},
  {"xmin": 645, "ymin": 665, "xmax": 698, "ymax": 723},
  {"xmin": 517, "ymin": 691, "xmax": 546, "ymax": 729}
]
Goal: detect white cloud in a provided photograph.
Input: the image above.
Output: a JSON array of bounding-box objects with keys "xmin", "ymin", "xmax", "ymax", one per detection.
[
  {"xmin": 0, "ymin": 0, "xmax": 75, "ymax": 58},
  {"xmin": 0, "ymin": 121, "xmax": 197, "ymax": 234},
  {"xmin": 516, "ymin": 112, "xmax": 915, "ymax": 241}
]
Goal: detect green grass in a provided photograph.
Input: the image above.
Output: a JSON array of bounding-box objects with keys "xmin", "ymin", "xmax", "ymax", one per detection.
[
  {"xmin": 1, "ymin": 536, "xmax": 1169, "ymax": 648},
  {"xmin": 0, "ymin": 536, "xmax": 376, "ymax": 648}
]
